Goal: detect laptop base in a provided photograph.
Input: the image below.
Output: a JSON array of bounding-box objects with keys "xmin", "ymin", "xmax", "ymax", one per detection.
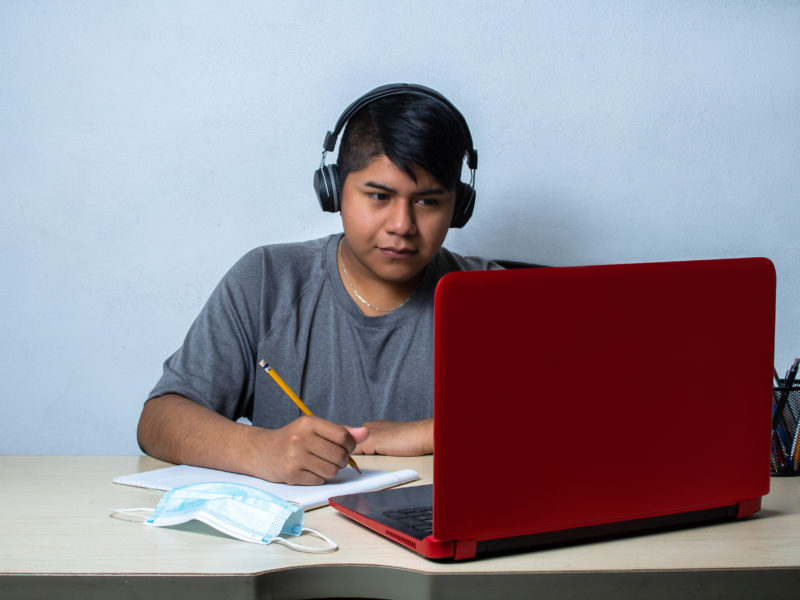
[{"xmin": 330, "ymin": 484, "xmax": 760, "ymax": 561}]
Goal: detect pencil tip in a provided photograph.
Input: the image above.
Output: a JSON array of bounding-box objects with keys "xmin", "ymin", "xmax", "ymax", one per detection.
[{"xmin": 259, "ymin": 359, "xmax": 268, "ymax": 369}]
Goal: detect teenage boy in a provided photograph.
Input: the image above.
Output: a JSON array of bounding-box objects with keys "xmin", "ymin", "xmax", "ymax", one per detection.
[{"xmin": 137, "ymin": 84, "xmax": 499, "ymax": 485}]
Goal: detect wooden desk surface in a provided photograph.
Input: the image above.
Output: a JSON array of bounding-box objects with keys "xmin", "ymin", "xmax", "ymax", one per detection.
[{"xmin": 1, "ymin": 455, "xmax": 799, "ymax": 599}]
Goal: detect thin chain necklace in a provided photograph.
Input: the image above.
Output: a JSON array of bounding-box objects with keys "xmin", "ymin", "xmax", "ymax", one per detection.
[{"xmin": 338, "ymin": 238, "xmax": 416, "ymax": 313}]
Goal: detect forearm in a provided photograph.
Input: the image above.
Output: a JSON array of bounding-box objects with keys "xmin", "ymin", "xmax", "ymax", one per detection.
[
  {"xmin": 137, "ymin": 394, "xmax": 261, "ymax": 476},
  {"xmin": 354, "ymin": 417, "xmax": 433, "ymax": 456},
  {"xmin": 137, "ymin": 394, "xmax": 367, "ymax": 484}
]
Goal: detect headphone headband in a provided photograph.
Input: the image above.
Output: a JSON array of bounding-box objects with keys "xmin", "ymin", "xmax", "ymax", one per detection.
[{"xmin": 322, "ymin": 83, "xmax": 477, "ymax": 170}]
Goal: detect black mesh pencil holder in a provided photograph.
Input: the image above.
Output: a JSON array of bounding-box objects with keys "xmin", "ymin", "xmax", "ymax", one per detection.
[{"xmin": 771, "ymin": 385, "xmax": 800, "ymax": 476}]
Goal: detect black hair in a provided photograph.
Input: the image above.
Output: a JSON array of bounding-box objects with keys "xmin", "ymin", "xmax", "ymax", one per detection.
[{"xmin": 336, "ymin": 93, "xmax": 471, "ymax": 191}]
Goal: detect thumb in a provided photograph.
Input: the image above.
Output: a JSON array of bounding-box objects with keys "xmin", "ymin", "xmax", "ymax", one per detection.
[{"xmin": 345, "ymin": 426, "xmax": 370, "ymax": 444}]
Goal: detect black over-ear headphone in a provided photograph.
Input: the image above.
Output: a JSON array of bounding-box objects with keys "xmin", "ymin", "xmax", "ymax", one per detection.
[{"xmin": 313, "ymin": 83, "xmax": 478, "ymax": 228}]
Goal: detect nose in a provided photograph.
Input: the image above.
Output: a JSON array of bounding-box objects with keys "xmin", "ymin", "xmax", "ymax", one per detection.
[{"xmin": 385, "ymin": 199, "xmax": 417, "ymax": 236}]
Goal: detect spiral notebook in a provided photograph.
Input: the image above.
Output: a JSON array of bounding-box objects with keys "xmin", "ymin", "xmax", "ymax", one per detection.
[{"xmin": 114, "ymin": 464, "xmax": 418, "ymax": 510}]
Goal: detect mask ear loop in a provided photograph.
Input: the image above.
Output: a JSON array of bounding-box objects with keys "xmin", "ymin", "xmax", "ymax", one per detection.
[
  {"xmin": 108, "ymin": 507, "xmax": 154, "ymax": 522},
  {"xmin": 109, "ymin": 509, "xmax": 337, "ymax": 552},
  {"xmin": 271, "ymin": 527, "xmax": 338, "ymax": 553}
]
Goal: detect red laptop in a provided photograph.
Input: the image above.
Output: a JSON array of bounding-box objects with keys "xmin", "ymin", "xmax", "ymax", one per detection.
[{"xmin": 330, "ymin": 258, "xmax": 776, "ymax": 560}]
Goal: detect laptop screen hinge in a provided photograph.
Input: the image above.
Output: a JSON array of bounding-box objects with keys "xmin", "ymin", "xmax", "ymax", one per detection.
[{"xmin": 454, "ymin": 539, "xmax": 477, "ymax": 560}]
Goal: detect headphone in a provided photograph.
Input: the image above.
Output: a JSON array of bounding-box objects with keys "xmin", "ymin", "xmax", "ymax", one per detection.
[{"xmin": 313, "ymin": 83, "xmax": 478, "ymax": 228}]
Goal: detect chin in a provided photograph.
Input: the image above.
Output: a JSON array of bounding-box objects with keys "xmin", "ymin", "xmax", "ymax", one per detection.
[{"xmin": 374, "ymin": 266, "xmax": 422, "ymax": 284}]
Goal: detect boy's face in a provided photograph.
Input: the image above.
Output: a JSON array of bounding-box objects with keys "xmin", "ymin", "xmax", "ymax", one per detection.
[{"xmin": 339, "ymin": 154, "xmax": 455, "ymax": 287}]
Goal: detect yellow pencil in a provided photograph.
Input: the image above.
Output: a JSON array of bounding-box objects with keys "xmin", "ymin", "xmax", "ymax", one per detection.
[{"xmin": 259, "ymin": 360, "xmax": 361, "ymax": 474}]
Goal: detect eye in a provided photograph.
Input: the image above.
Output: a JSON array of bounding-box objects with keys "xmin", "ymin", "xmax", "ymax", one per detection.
[
  {"xmin": 416, "ymin": 197, "xmax": 439, "ymax": 207},
  {"xmin": 368, "ymin": 192, "xmax": 390, "ymax": 201}
]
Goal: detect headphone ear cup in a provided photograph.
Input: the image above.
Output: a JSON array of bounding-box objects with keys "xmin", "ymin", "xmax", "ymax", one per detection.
[
  {"xmin": 451, "ymin": 182, "xmax": 476, "ymax": 228},
  {"xmin": 314, "ymin": 164, "xmax": 342, "ymax": 213}
]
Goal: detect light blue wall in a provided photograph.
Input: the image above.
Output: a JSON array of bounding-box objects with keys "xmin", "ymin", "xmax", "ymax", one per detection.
[{"xmin": 2, "ymin": 1, "xmax": 798, "ymax": 454}]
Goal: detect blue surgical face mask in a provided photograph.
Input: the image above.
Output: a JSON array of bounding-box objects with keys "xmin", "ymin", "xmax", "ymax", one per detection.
[{"xmin": 112, "ymin": 482, "xmax": 337, "ymax": 553}]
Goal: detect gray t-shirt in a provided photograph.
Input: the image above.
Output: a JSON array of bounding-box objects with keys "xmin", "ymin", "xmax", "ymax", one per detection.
[{"xmin": 149, "ymin": 234, "xmax": 498, "ymax": 428}]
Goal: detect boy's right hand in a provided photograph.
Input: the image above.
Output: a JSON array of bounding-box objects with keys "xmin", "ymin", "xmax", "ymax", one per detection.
[{"xmin": 251, "ymin": 416, "xmax": 368, "ymax": 485}]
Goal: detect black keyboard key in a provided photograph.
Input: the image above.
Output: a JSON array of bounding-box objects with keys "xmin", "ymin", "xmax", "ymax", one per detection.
[{"xmin": 383, "ymin": 505, "xmax": 434, "ymax": 537}]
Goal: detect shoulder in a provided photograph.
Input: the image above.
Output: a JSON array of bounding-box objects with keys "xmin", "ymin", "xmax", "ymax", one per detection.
[
  {"xmin": 431, "ymin": 246, "xmax": 504, "ymax": 274},
  {"xmin": 228, "ymin": 236, "xmax": 332, "ymax": 284},
  {"xmin": 236, "ymin": 236, "xmax": 330, "ymax": 270},
  {"xmin": 212, "ymin": 236, "xmax": 334, "ymax": 317}
]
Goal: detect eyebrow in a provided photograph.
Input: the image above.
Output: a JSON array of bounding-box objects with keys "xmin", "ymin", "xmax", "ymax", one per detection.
[{"xmin": 363, "ymin": 181, "xmax": 446, "ymax": 196}]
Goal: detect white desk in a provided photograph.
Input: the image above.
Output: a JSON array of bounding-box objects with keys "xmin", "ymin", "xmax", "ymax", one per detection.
[{"xmin": 1, "ymin": 455, "xmax": 799, "ymax": 599}]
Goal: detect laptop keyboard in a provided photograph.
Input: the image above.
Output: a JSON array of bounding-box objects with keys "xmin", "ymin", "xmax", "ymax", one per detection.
[{"xmin": 383, "ymin": 506, "xmax": 433, "ymax": 537}]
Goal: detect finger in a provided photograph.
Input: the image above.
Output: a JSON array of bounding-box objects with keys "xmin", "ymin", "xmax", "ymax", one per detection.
[
  {"xmin": 303, "ymin": 432, "xmax": 354, "ymax": 470},
  {"xmin": 352, "ymin": 439, "xmax": 376, "ymax": 455},
  {"xmin": 283, "ymin": 439, "xmax": 345, "ymax": 482},
  {"xmin": 309, "ymin": 420, "xmax": 361, "ymax": 455},
  {"xmin": 345, "ymin": 426, "xmax": 370, "ymax": 444},
  {"xmin": 284, "ymin": 467, "xmax": 327, "ymax": 486}
]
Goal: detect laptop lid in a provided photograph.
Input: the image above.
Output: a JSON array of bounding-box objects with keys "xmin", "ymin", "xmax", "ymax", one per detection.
[{"xmin": 331, "ymin": 257, "xmax": 776, "ymax": 560}]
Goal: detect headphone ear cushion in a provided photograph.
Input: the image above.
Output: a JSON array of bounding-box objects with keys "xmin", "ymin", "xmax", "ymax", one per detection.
[
  {"xmin": 451, "ymin": 182, "xmax": 476, "ymax": 228},
  {"xmin": 314, "ymin": 164, "xmax": 341, "ymax": 213}
]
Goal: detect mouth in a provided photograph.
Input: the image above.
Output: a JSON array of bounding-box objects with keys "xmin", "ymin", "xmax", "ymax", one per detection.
[{"xmin": 378, "ymin": 246, "xmax": 418, "ymax": 259}]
